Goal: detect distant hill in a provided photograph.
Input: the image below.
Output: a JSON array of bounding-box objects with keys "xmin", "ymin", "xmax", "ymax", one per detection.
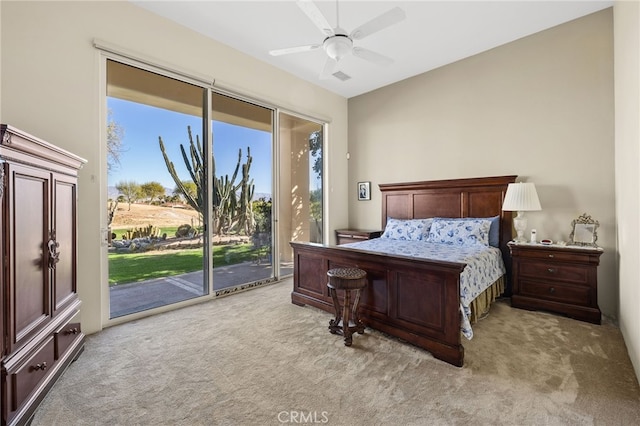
[
  {"xmin": 253, "ymin": 193, "xmax": 272, "ymax": 201},
  {"xmin": 108, "ymin": 186, "xmax": 172, "ymax": 200},
  {"xmin": 108, "ymin": 186, "xmax": 272, "ymax": 202}
]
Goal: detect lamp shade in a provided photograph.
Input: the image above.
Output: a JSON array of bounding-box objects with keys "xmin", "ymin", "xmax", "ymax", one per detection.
[{"xmin": 502, "ymin": 182, "xmax": 541, "ymax": 211}]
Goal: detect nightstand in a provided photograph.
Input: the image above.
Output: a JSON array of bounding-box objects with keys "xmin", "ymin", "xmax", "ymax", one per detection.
[
  {"xmin": 334, "ymin": 229, "xmax": 382, "ymax": 245},
  {"xmin": 508, "ymin": 242, "xmax": 603, "ymax": 324}
]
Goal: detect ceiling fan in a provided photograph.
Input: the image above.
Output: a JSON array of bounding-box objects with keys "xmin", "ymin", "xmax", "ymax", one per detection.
[{"xmin": 269, "ymin": 0, "xmax": 406, "ymax": 80}]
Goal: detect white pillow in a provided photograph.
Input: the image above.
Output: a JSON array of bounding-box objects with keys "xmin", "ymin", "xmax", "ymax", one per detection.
[
  {"xmin": 381, "ymin": 218, "xmax": 433, "ymax": 241},
  {"xmin": 427, "ymin": 218, "xmax": 491, "ymax": 246}
]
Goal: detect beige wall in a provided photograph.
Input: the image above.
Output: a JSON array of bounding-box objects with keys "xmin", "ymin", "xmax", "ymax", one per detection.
[
  {"xmin": 348, "ymin": 10, "xmax": 617, "ymax": 317},
  {"xmin": 614, "ymin": 0, "xmax": 640, "ymax": 382},
  {"xmin": 0, "ymin": 1, "xmax": 348, "ymax": 334}
]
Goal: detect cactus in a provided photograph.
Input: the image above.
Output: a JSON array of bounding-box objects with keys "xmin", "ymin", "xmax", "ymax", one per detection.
[
  {"xmin": 159, "ymin": 127, "xmax": 204, "ymax": 215},
  {"xmin": 122, "ymin": 224, "xmax": 161, "ymax": 240},
  {"xmin": 159, "ymin": 126, "xmax": 255, "ymax": 236},
  {"xmin": 212, "ymin": 147, "xmax": 255, "ymax": 235}
]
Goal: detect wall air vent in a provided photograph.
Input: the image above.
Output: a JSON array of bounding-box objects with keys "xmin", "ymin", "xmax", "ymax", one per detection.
[{"xmin": 332, "ymin": 71, "xmax": 351, "ymax": 81}]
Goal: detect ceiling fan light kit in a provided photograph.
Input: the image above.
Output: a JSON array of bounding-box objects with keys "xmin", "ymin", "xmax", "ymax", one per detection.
[
  {"xmin": 268, "ymin": 0, "xmax": 406, "ymax": 80},
  {"xmin": 323, "ymin": 34, "xmax": 353, "ymax": 62}
]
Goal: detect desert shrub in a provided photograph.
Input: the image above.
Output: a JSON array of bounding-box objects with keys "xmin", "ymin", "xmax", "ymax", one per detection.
[{"xmin": 175, "ymin": 224, "xmax": 195, "ymax": 238}]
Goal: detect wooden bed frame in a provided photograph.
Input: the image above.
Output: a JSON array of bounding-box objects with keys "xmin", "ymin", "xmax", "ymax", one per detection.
[{"xmin": 290, "ymin": 175, "xmax": 516, "ymax": 367}]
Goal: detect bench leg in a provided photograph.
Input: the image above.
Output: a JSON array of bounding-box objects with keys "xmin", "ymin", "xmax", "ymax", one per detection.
[
  {"xmin": 352, "ymin": 289, "xmax": 365, "ymax": 334},
  {"xmin": 342, "ymin": 290, "xmax": 353, "ymax": 346},
  {"xmin": 328, "ymin": 287, "xmax": 341, "ymax": 334}
]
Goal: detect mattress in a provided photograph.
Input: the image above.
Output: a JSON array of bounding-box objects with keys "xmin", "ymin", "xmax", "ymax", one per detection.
[{"xmin": 341, "ymin": 238, "xmax": 506, "ymax": 339}]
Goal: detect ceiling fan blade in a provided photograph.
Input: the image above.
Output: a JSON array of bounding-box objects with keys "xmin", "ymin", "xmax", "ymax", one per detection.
[
  {"xmin": 352, "ymin": 47, "xmax": 393, "ymax": 66},
  {"xmin": 319, "ymin": 56, "xmax": 337, "ymax": 80},
  {"xmin": 297, "ymin": 0, "xmax": 334, "ymax": 37},
  {"xmin": 350, "ymin": 7, "xmax": 406, "ymax": 40},
  {"xmin": 269, "ymin": 44, "xmax": 321, "ymax": 56}
]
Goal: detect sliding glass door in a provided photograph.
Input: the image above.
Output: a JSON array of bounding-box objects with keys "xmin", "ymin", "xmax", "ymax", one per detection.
[
  {"xmin": 106, "ymin": 60, "xmax": 209, "ymax": 318},
  {"xmin": 210, "ymin": 92, "xmax": 276, "ymax": 292},
  {"xmin": 105, "ymin": 57, "xmax": 326, "ymax": 319}
]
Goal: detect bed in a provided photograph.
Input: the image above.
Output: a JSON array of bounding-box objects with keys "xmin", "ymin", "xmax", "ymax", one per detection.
[{"xmin": 290, "ymin": 175, "xmax": 516, "ymax": 367}]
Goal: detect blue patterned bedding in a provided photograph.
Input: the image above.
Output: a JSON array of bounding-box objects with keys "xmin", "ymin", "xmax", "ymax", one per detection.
[{"xmin": 341, "ymin": 238, "xmax": 506, "ymax": 339}]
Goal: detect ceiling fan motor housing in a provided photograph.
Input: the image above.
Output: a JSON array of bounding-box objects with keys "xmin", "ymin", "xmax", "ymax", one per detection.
[{"xmin": 323, "ymin": 34, "xmax": 353, "ymax": 62}]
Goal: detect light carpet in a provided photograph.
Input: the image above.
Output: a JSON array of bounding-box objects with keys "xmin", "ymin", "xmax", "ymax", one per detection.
[{"xmin": 32, "ymin": 279, "xmax": 640, "ymax": 425}]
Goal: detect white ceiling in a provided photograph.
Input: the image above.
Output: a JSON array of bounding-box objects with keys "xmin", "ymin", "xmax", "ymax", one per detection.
[{"xmin": 132, "ymin": 0, "xmax": 613, "ymax": 99}]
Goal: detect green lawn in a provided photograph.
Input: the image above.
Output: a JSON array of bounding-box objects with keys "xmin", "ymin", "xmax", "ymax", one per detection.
[{"xmin": 109, "ymin": 243, "xmax": 259, "ymax": 286}]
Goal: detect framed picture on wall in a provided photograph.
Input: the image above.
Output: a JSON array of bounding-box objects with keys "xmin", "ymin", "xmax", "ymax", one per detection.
[{"xmin": 358, "ymin": 181, "xmax": 371, "ymax": 201}]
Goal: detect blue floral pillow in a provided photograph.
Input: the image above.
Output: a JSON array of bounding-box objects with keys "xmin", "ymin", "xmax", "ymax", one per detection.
[
  {"xmin": 381, "ymin": 218, "xmax": 433, "ymax": 241},
  {"xmin": 427, "ymin": 219, "xmax": 491, "ymax": 246},
  {"xmin": 433, "ymin": 216, "xmax": 500, "ymax": 247}
]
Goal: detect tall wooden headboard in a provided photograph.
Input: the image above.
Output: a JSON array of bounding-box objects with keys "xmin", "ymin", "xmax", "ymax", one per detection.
[{"xmin": 379, "ymin": 175, "xmax": 517, "ymax": 289}]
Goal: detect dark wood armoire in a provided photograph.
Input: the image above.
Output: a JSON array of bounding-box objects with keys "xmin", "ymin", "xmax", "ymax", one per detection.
[{"xmin": 0, "ymin": 124, "xmax": 86, "ymax": 425}]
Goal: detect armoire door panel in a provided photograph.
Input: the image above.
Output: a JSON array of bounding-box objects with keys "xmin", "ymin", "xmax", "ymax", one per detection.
[
  {"xmin": 52, "ymin": 175, "xmax": 77, "ymax": 315},
  {"xmin": 9, "ymin": 165, "xmax": 51, "ymax": 350}
]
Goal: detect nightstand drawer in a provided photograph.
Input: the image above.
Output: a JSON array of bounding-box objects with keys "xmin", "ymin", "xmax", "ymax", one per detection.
[
  {"xmin": 520, "ymin": 279, "xmax": 590, "ymax": 305},
  {"xmin": 514, "ymin": 249, "xmax": 588, "ymax": 263},
  {"xmin": 335, "ymin": 229, "xmax": 381, "ymax": 245},
  {"xmin": 519, "ymin": 262, "xmax": 588, "ymax": 285}
]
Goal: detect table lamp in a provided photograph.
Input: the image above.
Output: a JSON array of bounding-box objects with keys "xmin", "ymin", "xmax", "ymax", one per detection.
[{"xmin": 502, "ymin": 182, "xmax": 541, "ymax": 243}]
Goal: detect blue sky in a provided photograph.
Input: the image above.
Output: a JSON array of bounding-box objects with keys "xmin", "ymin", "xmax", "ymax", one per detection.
[{"xmin": 108, "ymin": 97, "xmax": 273, "ymax": 196}]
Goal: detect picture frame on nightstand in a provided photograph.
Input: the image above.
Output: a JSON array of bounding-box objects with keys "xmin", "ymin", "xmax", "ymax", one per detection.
[{"xmin": 569, "ymin": 213, "xmax": 599, "ymax": 247}]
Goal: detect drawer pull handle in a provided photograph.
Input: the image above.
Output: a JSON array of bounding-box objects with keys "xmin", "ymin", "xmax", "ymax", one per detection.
[
  {"xmin": 32, "ymin": 362, "xmax": 47, "ymax": 371},
  {"xmin": 547, "ymin": 268, "xmax": 556, "ymax": 273},
  {"xmin": 549, "ymin": 287, "xmax": 555, "ymax": 294},
  {"xmin": 548, "ymin": 254, "xmax": 554, "ymax": 258},
  {"xmin": 64, "ymin": 327, "xmax": 79, "ymax": 335}
]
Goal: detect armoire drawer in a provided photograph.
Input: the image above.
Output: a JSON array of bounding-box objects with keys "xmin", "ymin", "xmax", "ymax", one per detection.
[
  {"xmin": 9, "ymin": 336, "xmax": 56, "ymax": 412},
  {"xmin": 55, "ymin": 322, "xmax": 82, "ymax": 359}
]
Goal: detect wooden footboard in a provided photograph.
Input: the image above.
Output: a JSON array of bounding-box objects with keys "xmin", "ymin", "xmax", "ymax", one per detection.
[{"xmin": 291, "ymin": 241, "xmax": 467, "ymax": 367}]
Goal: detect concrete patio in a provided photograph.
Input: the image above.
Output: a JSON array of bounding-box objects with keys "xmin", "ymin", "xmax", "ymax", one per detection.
[{"xmin": 110, "ymin": 261, "xmax": 292, "ymax": 318}]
